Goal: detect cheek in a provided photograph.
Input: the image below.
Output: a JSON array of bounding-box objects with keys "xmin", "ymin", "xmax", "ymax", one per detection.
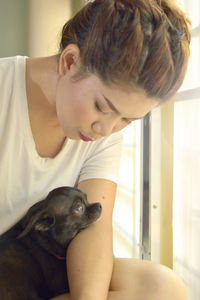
[
  {"xmin": 56, "ymin": 78, "xmax": 96, "ymax": 127},
  {"xmin": 66, "ymin": 90, "xmax": 96, "ymax": 124},
  {"xmin": 75, "ymin": 104, "xmax": 95, "ymax": 123}
]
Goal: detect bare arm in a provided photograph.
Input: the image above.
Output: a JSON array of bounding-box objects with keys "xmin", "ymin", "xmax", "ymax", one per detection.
[{"xmin": 66, "ymin": 179, "xmax": 117, "ymax": 300}]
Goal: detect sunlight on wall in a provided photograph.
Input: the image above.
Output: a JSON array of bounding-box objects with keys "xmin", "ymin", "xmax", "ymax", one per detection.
[{"xmin": 28, "ymin": 0, "xmax": 72, "ymax": 57}]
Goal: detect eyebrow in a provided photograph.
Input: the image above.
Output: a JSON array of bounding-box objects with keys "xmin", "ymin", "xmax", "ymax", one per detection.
[
  {"xmin": 103, "ymin": 95, "xmax": 120, "ymax": 115},
  {"xmin": 103, "ymin": 95, "xmax": 141, "ymax": 121}
]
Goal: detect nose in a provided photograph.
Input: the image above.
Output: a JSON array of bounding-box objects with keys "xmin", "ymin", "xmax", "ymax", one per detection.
[
  {"xmin": 96, "ymin": 202, "xmax": 102, "ymax": 211},
  {"xmin": 92, "ymin": 118, "xmax": 121, "ymax": 137}
]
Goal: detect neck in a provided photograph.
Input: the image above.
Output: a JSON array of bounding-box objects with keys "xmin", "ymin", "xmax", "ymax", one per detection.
[
  {"xmin": 29, "ymin": 231, "xmax": 67, "ymax": 261},
  {"xmin": 26, "ymin": 55, "xmax": 59, "ymax": 113},
  {"xmin": 52, "ymin": 252, "xmax": 66, "ymax": 260},
  {"xmin": 26, "ymin": 55, "xmax": 66, "ymax": 143}
]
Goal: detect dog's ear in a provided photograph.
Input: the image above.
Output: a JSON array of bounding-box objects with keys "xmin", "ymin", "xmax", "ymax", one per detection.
[
  {"xmin": 34, "ymin": 212, "xmax": 55, "ymax": 231},
  {"xmin": 17, "ymin": 211, "xmax": 55, "ymax": 239}
]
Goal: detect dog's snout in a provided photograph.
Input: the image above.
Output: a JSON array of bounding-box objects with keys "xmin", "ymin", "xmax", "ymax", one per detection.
[
  {"xmin": 86, "ymin": 202, "xmax": 102, "ymax": 223},
  {"xmin": 91, "ymin": 202, "xmax": 102, "ymax": 212},
  {"xmin": 96, "ymin": 203, "xmax": 102, "ymax": 211}
]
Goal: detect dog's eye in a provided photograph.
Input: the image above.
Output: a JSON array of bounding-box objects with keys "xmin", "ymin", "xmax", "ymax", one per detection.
[{"xmin": 73, "ymin": 202, "xmax": 84, "ymax": 215}]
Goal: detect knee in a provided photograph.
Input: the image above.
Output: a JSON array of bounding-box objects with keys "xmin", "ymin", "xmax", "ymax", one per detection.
[
  {"xmin": 138, "ymin": 262, "xmax": 188, "ymax": 300},
  {"xmin": 111, "ymin": 258, "xmax": 187, "ymax": 300}
]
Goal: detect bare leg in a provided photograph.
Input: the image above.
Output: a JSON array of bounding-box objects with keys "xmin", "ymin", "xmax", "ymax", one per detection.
[{"xmin": 51, "ymin": 258, "xmax": 187, "ymax": 300}]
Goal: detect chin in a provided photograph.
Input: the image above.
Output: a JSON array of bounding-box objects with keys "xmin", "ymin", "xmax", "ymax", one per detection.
[{"xmin": 62, "ymin": 129, "xmax": 80, "ymax": 141}]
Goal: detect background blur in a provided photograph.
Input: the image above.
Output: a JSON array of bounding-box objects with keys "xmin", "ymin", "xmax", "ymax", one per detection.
[
  {"xmin": 0, "ymin": 1, "xmax": 199, "ymax": 299},
  {"xmin": 0, "ymin": 0, "xmax": 82, "ymax": 58}
]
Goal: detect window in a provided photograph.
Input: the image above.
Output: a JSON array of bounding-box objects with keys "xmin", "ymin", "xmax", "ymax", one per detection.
[
  {"xmin": 150, "ymin": 1, "xmax": 200, "ymax": 299},
  {"xmin": 114, "ymin": 1, "xmax": 200, "ymax": 299},
  {"xmin": 173, "ymin": 1, "xmax": 200, "ymax": 299},
  {"xmin": 113, "ymin": 121, "xmax": 143, "ymax": 258}
]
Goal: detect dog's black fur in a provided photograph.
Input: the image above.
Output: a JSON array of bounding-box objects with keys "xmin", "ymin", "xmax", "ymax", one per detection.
[{"xmin": 0, "ymin": 186, "xmax": 102, "ymax": 300}]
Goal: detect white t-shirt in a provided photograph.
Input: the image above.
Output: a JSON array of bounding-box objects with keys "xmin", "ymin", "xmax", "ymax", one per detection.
[{"xmin": 0, "ymin": 56, "xmax": 122, "ymax": 234}]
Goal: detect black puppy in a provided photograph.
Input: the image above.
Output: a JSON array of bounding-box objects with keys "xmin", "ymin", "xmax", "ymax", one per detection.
[{"xmin": 0, "ymin": 186, "xmax": 102, "ymax": 300}]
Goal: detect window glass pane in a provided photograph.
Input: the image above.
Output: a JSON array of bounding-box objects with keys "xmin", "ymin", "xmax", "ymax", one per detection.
[
  {"xmin": 173, "ymin": 98, "xmax": 200, "ymax": 299},
  {"xmin": 113, "ymin": 121, "xmax": 142, "ymax": 258},
  {"xmin": 177, "ymin": 0, "xmax": 200, "ymax": 91},
  {"xmin": 180, "ymin": 36, "xmax": 200, "ymax": 91},
  {"xmin": 179, "ymin": 0, "xmax": 200, "ymax": 28}
]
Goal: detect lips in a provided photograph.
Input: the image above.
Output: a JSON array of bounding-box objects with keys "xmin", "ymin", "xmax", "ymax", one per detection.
[{"xmin": 79, "ymin": 132, "xmax": 93, "ymax": 142}]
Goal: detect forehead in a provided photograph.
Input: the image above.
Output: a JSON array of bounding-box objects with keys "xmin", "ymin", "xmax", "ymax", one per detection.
[
  {"xmin": 48, "ymin": 190, "xmax": 84, "ymax": 215},
  {"xmin": 48, "ymin": 195, "xmax": 71, "ymax": 214},
  {"xmin": 104, "ymin": 84, "xmax": 159, "ymax": 119},
  {"xmin": 91, "ymin": 75, "xmax": 159, "ymax": 119}
]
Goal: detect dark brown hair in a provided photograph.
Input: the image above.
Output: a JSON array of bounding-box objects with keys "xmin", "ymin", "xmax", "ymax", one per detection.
[{"xmin": 59, "ymin": 0, "xmax": 191, "ymax": 101}]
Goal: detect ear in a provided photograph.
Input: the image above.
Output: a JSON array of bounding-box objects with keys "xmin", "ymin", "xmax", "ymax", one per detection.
[
  {"xmin": 34, "ymin": 212, "xmax": 55, "ymax": 232},
  {"xmin": 59, "ymin": 44, "xmax": 81, "ymax": 76},
  {"xmin": 17, "ymin": 211, "xmax": 55, "ymax": 239}
]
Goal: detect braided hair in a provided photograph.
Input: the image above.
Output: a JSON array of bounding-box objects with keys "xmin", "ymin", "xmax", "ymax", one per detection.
[{"xmin": 59, "ymin": 0, "xmax": 190, "ymax": 101}]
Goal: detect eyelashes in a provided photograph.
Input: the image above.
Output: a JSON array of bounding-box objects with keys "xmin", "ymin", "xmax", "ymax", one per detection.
[
  {"xmin": 95, "ymin": 101, "xmax": 133, "ymax": 124},
  {"xmin": 122, "ymin": 118, "xmax": 132, "ymax": 124},
  {"xmin": 95, "ymin": 101, "xmax": 110, "ymax": 115},
  {"xmin": 95, "ymin": 101, "xmax": 103, "ymax": 113}
]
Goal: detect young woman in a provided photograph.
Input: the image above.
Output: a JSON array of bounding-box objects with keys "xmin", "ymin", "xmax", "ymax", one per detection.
[{"xmin": 0, "ymin": 0, "xmax": 190, "ymax": 299}]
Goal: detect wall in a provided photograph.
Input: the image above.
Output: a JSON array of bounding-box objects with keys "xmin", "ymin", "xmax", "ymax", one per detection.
[
  {"xmin": 27, "ymin": 0, "xmax": 73, "ymax": 57},
  {"xmin": 0, "ymin": 0, "xmax": 27, "ymax": 57},
  {"xmin": 0, "ymin": 0, "xmax": 82, "ymax": 58}
]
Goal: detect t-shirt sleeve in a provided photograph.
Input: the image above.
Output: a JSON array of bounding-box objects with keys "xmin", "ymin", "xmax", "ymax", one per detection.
[{"xmin": 77, "ymin": 132, "xmax": 123, "ymax": 184}]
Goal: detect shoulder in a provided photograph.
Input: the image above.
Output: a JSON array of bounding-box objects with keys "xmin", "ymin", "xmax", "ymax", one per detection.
[
  {"xmin": 72, "ymin": 131, "xmax": 123, "ymax": 166},
  {"xmin": 0, "ymin": 56, "xmax": 26, "ymax": 93},
  {"xmin": 83, "ymin": 131, "xmax": 123, "ymax": 155},
  {"xmin": 69, "ymin": 131, "xmax": 123, "ymax": 163},
  {"xmin": 94, "ymin": 131, "xmax": 123, "ymax": 146},
  {"xmin": 0, "ymin": 56, "xmax": 28, "ymax": 142},
  {"xmin": 0, "ymin": 56, "xmax": 24, "ymax": 75},
  {"xmin": 87, "ymin": 131, "xmax": 123, "ymax": 162},
  {"xmin": 74, "ymin": 132, "xmax": 123, "ymax": 186},
  {"xmin": 0, "ymin": 56, "xmax": 16, "ymax": 84}
]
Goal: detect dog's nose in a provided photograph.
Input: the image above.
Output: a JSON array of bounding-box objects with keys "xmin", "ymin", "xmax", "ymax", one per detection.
[{"xmin": 96, "ymin": 203, "xmax": 102, "ymax": 211}]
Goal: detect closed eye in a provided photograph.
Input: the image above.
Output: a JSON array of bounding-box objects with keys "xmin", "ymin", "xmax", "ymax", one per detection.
[
  {"xmin": 95, "ymin": 101, "xmax": 110, "ymax": 114},
  {"xmin": 122, "ymin": 118, "xmax": 132, "ymax": 124},
  {"xmin": 95, "ymin": 101, "xmax": 106, "ymax": 114},
  {"xmin": 95, "ymin": 100, "xmax": 141, "ymax": 124},
  {"xmin": 95, "ymin": 101, "xmax": 102, "ymax": 112},
  {"xmin": 122, "ymin": 117, "xmax": 141, "ymax": 124}
]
